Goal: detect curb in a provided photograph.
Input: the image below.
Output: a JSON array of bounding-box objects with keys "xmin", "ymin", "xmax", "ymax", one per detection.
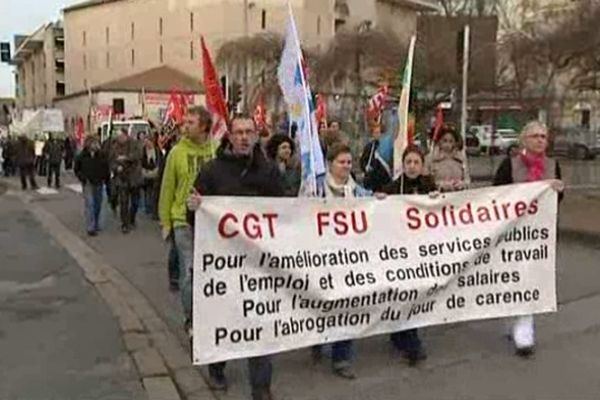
[{"xmin": 2, "ymin": 178, "xmax": 215, "ymax": 400}]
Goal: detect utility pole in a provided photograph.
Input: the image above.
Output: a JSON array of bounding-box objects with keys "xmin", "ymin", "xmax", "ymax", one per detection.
[{"xmin": 243, "ymin": 0, "xmax": 249, "ymax": 112}]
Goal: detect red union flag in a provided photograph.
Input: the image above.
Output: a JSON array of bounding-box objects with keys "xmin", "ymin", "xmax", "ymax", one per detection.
[
  {"xmin": 163, "ymin": 90, "xmax": 186, "ymax": 125},
  {"xmin": 367, "ymin": 85, "xmax": 389, "ymax": 121},
  {"xmin": 201, "ymin": 36, "xmax": 229, "ymax": 141},
  {"xmin": 315, "ymin": 94, "xmax": 327, "ymax": 126}
]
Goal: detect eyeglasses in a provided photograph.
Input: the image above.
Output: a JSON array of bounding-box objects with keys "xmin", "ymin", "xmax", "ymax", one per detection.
[
  {"xmin": 231, "ymin": 129, "xmax": 256, "ymax": 136},
  {"xmin": 526, "ymin": 134, "xmax": 548, "ymax": 140}
]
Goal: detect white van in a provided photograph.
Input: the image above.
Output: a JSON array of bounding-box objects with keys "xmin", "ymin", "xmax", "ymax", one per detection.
[{"xmin": 100, "ymin": 119, "xmax": 151, "ymax": 143}]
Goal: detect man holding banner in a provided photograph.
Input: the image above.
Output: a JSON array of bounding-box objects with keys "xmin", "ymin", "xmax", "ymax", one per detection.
[{"xmin": 187, "ymin": 114, "xmax": 284, "ymax": 400}]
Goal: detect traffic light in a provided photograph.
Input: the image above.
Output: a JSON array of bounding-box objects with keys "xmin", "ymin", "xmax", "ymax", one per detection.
[{"xmin": 0, "ymin": 42, "xmax": 11, "ymax": 63}]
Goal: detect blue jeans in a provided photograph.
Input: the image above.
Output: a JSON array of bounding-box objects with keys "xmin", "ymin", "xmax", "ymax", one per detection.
[
  {"xmin": 313, "ymin": 340, "xmax": 353, "ymax": 368},
  {"xmin": 168, "ymin": 237, "xmax": 180, "ymax": 287},
  {"xmin": 209, "ymin": 356, "xmax": 272, "ymax": 391},
  {"xmin": 390, "ymin": 329, "xmax": 422, "ymax": 353},
  {"xmin": 173, "ymin": 226, "xmax": 193, "ymax": 321},
  {"xmin": 83, "ymin": 183, "xmax": 103, "ymax": 233}
]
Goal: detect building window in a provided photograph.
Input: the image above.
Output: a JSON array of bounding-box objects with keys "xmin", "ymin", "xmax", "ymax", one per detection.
[
  {"xmin": 106, "ymin": 52, "xmax": 110, "ymax": 68},
  {"xmin": 582, "ymin": 110, "xmax": 591, "ymax": 129},
  {"xmin": 159, "ymin": 45, "xmax": 164, "ymax": 63},
  {"xmin": 190, "ymin": 12, "xmax": 194, "ymax": 32},
  {"xmin": 190, "ymin": 41, "xmax": 194, "ymax": 60},
  {"xmin": 317, "ymin": 16, "xmax": 321, "ymax": 35},
  {"xmin": 261, "ymin": 9, "xmax": 267, "ymax": 30},
  {"xmin": 83, "ymin": 31, "xmax": 86, "ymax": 46},
  {"xmin": 131, "ymin": 49, "xmax": 135, "ymax": 66},
  {"xmin": 84, "ymin": 78, "xmax": 88, "ymax": 89},
  {"xmin": 159, "ymin": 17, "xmax": 163, "ymax": 35},
  {"xmin": 83, "ymin": 54, "xmax": 87, "ymax": 70},
  {"xmin": 334, "ymin": 18, "xmax": 346, "ymax": 33},
  {"xmin": 131, "ymin": 22, "xmax": 135, "ymax": 40}
]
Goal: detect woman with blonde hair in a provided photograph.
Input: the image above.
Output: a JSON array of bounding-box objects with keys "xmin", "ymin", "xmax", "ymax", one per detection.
[{"xmin": 493, "ymin": 120, "xmax": 564, "ymax": 357}]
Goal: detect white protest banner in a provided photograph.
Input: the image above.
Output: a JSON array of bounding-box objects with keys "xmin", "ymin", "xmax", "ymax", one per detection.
[{"xmin": 192, "ymin": 181, "xmax": 557, "ymax": 365}]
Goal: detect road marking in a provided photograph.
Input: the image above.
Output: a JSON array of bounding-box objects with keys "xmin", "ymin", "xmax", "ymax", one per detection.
[
  {"xmin": 66, "ymin": 183, "xmax": 83, "ymax": 194},
  {"xmin": 36, "ymin": 187, "xmax": 59, "ymax": 195}
]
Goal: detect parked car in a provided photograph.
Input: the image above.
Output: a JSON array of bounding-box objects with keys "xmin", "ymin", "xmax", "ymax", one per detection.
[
  {"xmin": 99, "ymin": 119, "xmax": 151, "ymax": 143},
  {"xmin": 495, "ymin": 129, "xmax": 520, "ymax": 154},
  {"xmin": 465, "ymin": 131, "xmax": 481, "ymax": 156},
  {"xmin": 470, "ymin": 126, "xmax": 519, "ymax": 155},
  {"xmin": 552, "ymin": 128, "xmax": 600, "ymax": 160}
]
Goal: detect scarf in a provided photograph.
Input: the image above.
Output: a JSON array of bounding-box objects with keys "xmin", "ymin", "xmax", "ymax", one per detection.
[
  {"xmin": 519, "ymin": 151, "xmax": 546, "ymax": 182},
  {"xmin": 325, "ymin": 172, "xmax": 357, "ymax": 198}
]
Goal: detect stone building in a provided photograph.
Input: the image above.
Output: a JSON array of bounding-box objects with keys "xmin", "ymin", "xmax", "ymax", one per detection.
[{"xmin": 11, "ymin": 22, "xmax": 65, "ymax": 111}]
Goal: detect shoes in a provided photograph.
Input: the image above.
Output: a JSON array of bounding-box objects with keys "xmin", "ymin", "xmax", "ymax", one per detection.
[
  {"xmin": 403, "ymin": 348, "xmax": 427, "ymax": 367},
  {"xmin": 251, "ymin": 387, "xmax": 273, "ymax": 400},
  {"xmin": 333, "ymin": 365, "xmax": 356, "ymax": 380},
  {"xmin": 516, "ymin": 346, "xmax": 535, "ymax": 358},
  {"xmin": 184, "ymin": 318, "xmax": 193, "ymax": 339},
  {"xmin": 121, "ymin": 224, "xmax": 130, "ymax": 234},
  {"xmin": 207, "ymin": 369, "xmax": 228, "ymax": 391},
  {"xmin": 87, "ymin": 230, "xmax": 98, "ymax": 237},
  {"xmin": 169, "ymin": 281, "xmax": 180, "ymax": 292}
]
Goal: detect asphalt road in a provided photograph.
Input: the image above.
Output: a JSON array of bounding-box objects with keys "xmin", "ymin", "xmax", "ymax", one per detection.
[{"xmin": 0, "ymin": 194, "xmax": 146, "ymax": 400}]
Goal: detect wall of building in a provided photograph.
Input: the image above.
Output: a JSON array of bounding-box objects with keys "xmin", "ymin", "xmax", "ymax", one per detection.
[
  {"xmin": 63, "ymin": 0, "xmax": 335, "ymax": 95},
  {"xmin": 13, "ymin": 23, "xmax": 63, "ymax": 111}
]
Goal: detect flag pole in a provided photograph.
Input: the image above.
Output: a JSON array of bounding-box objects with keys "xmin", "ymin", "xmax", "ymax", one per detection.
[
  {"xmin": 288, "ymin": 0, "xmax": 318, "ymax": 196},
  {"xmin": 461, "ymin": 25, "xmax": 471, "ymax": 185}
]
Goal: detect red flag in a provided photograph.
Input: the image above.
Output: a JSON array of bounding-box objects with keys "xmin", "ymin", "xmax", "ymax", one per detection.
[
  {"xmin": 254, "ymin": 93, "xmax": 267, "ymax": 132},
  {"xmin": 75, "ymin": 117, "xmax": 85, "ymax": 148},
  {"xmin": 432, "ymin": 105, "xmax": 444, "ymax": 143},
  {"xmin": 164, "ymin": 90, "xmax": 185, "ymax": 125},
  {"xmin": 408, "ymin": 115, "xmax": 416, "ymax": 146},
  {"xmin": 315, "ymin": 94, "xmax": 327, "ymax": 126},
  {"xmin": 201, "ymin": 36, "xmax": 229, "ymax": 140},
  {"xmin": 367, "ymin": 85, "xmax": 389, "ymax": 122}
]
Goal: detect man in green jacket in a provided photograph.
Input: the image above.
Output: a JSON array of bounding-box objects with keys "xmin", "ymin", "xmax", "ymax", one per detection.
[{"xmin": 158, "ymin": 106, "xmax": 215, "ymax": 328}]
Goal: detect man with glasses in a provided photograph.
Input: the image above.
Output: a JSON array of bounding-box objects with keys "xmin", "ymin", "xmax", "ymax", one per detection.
[{"xmin": 187, "ymin": 114, "xmax": 284, "ymax": 400}]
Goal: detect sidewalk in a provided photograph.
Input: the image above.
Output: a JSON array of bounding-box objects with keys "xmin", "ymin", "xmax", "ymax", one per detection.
[{"xmin": 4, "ymin": 174, "xmax": 600, "ymax": 400}]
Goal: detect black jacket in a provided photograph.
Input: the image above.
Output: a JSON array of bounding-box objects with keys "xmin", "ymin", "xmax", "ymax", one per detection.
[
  {"xmin": 14, "ymin": 137, "xmax": 35, "ymax": 167},
  {"xmin": 43, "ymin": 139, "xmax": 64, "ymax": 164},
  {"xmin": 382, "ymin": 174, "xmax": 436, "ymax": 195},
  {"xmin": 360, "ymin": 140, "xmax": 392, "ymax": 192},
  {"xmin": 74, "ymin": 149, "xmax": 110, "ymax": 186},
  {"xmin": 188, "ymin": 142, "xmax": 285, "ymax": 226}
]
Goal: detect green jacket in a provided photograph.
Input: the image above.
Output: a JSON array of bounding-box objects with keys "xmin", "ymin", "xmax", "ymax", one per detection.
[{"xmin": 158, "ymin": 137, "xmax": 215, "ymax": 229}]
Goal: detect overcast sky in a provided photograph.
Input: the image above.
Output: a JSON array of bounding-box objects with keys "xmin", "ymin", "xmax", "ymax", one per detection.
[{"xmin": 0, "ymin": 0, "xmax": 81, "ymax": 98}]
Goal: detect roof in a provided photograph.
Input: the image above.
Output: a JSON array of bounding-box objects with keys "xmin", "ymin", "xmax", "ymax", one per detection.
[
  {"xmin": 378, "ymin": 0, "xmax": 440, "ymax": 12},
  {"xmin": 63, "ymin": 0, "xmax": 126, "ymax": 13},
  {"xmin": 57, "ymin": 66, "xmax": 204, "ymax": 100},
  {"xmin": 96, "ymin": 65, "xmax": 203, "ymax": 92}
]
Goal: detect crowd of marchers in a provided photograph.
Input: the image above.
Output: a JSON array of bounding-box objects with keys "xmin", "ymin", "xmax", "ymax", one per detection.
[{"xmin": 2, "ymin": 107, "xmax": 564, "ymax": 400}]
